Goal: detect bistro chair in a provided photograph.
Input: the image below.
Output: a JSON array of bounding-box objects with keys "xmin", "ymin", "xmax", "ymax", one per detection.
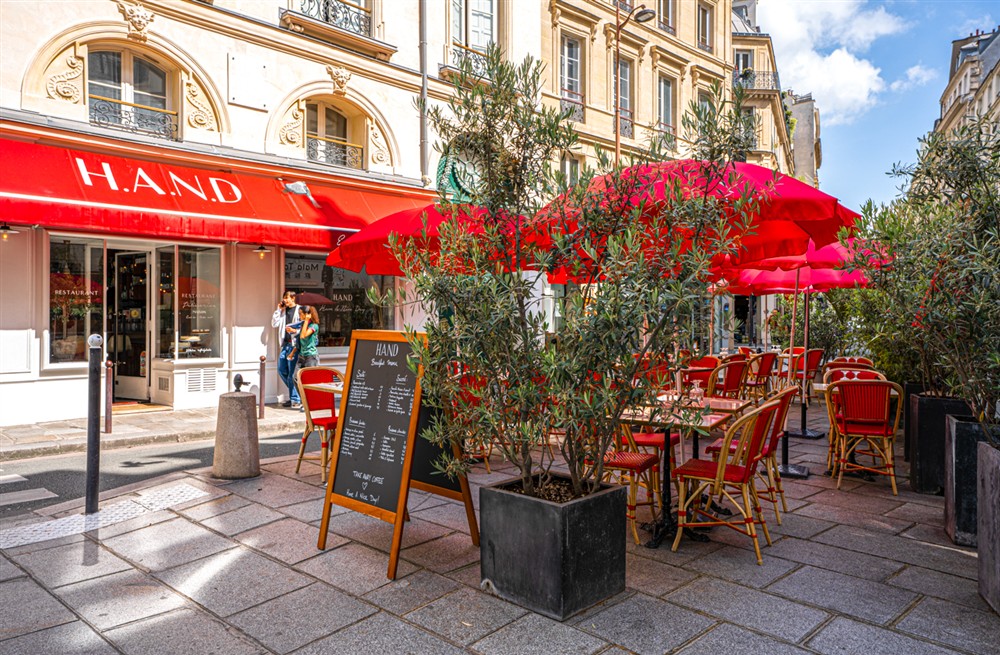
[
  {"xmin": 295, "ymin": 366, "xmax": 345, "ymax": 483},
  {"xmin": 706, "ymin": 360, "xmax": 749, "ymax": 399},
  {"xmin": 681, "ymin": 355, "xmax": 720, "ymax": 391},
  {"xmin": 737, "ymin": 346, "xmax": 754, "ymax": 356},
  {"xmin": 672, "ymin": 398, "xmax": 782, "ymax": 564},
  {"xmin": 742, "ymin": 351, "xmax": 778, "ymax": 400},
  {"xmin": 823, "ymin": 359, "xmax": 876, "ymax": 378},
  {"xmin": 705, "ymin": 386, "xmax": 797, "ymax": 524},
  {"xmin": 601, "ymin": 424, "xmax": 663, "ymax": 545},
  {"xmin": 829, "ymin": 379, "xmax": 903, "ymax": 495},
  {"xmin": 791, "ymin": 348, "xmax": 825, "ymax": 401},
  {"xmin": 822, "ymin": 370, "xmax": 889, "ymax": 474}
]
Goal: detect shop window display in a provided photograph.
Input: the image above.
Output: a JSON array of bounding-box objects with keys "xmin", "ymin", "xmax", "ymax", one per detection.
[{"xmin": 49, "ymin": 238, "xmax": 104, "ymax": 363}]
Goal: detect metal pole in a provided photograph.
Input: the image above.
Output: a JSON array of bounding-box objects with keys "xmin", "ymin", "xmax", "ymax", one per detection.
[
  {"xmin": 104, "ymin": 359, "xmax": 113, "ymax": 434},
  {"xmin": 86, "ymin": 334, "xmax": 103, "ymax": 514},
  {"xmin": 418, "ymin": 0, "xmax": 429, "ymax": 186},
  {"xmin": 779, "ymin": 271, "xmax": 810, "ymax": 478},
  {"xmin": 258, "ymin": 355, "xmax": 267, "ymax": 419}
]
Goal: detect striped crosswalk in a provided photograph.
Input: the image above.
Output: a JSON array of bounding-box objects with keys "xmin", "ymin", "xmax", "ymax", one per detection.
[{"xmin": 0, "ymin": 470, "xmax": 57, "ymax": 507}]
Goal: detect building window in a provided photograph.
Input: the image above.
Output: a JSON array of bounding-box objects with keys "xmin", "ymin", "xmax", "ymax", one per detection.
[
  {"xmin": 617, "ymin": 58, "xmax": 633, "ymax": 138},
  {"xmin": 88, "ymin": 50, "xmax": 177, "ymax": 140},
  {"xmin": 657, "ymin": 0, "xmax": 675, "ymax": 34},
  {"xmin": 560, "ymin": 35, "xmax": 584, "ymax": 121},
  {"xmin": 306, "ymin": 101, "xmax": 363, "ymax": 169},
  {"xmin": 451, "ymin": 0, "xmax": 494, "ymax": 74},
  {"xmin": 175, "ymin": 246, "xmax": 221, "ymax": 359},
  {"xmin": 697, "ymin": 3, "xmax": 713, "ymax": 52},
  {"xmin": 286, "ymin": 254, "xmax": 391, "ymax": 349},
  {"xmin": 560, "ymin": 153, "xmax": 580, "ymax": 185},
  {"xmin": 49, "ymin": 238, "xmax": 104, "ymax": 364},
  {"xmin": 735, "ymin": 49, "xmax": 753, "ymax": 73},
  {"xmin": 657, "ymin": 75, "xmax": 674, "ymax": 133}
]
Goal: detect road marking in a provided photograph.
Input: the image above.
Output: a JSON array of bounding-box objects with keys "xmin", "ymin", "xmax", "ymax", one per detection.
[
  {"xmin": 0, "ymin": 488, "xmax": 58, "ymax": 506},
  {"xmin": 0, "ymin": 474, "xmax": 29, "ymax": 485}
]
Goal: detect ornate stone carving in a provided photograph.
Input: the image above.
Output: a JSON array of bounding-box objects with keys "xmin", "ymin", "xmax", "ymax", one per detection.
[
  {"xmin": 326, "ymin": 66, "xmax": 351, "ymax": 95},
  {"xmin": 369, "ymin": 122, "xmax": 390, "ymax": 166},
  {"xmin": 184, "ymin": 79, "xmax": 216, "ymax": 131},
  {"xmin": 278, "ymin": 103, "xmax": 304, "ymax": 146},
  {"xmin": 45, "ymin": 54, "xmax": 84, "ymax": 104},
  {"xmin": 116, "ymin": 0, "xmax": 155, "ymax": 42}
]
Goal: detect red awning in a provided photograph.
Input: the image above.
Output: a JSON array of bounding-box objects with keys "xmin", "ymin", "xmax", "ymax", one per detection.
[{"xmin": 0, "ymin": 137, "xmax": 430, "ymax": 250}]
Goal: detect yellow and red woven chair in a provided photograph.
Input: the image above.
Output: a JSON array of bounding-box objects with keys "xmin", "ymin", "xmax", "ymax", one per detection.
[
  {"xmin": 295, "ymin": 366, "xmax": 345, "ymax": 483},
  {"xmin": 830, "ymin": 379, "xmax": 903, "ymax": 495},
  {"xmin": 601, "ymin": 425, "xmax": 663, "ymax": 545},
  {"xmin": 742, "ymin": 351, "xmax": 778, "ymax": 400},
  {"xmin": 821, "ymin": 369, "xmax": 886, "ymax": 475},
  {"xmin": 672, "ymin": 398, "xmax": 781, "ymax": 564},
  {"xmin": 706, "ymin": 360, "xmax": 750, "ymax": 399}
]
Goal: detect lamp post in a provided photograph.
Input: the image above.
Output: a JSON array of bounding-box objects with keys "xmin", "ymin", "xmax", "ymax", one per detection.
[{"xmin": 613, "ymin": 3, "xmax": 655, "ymax": 165}]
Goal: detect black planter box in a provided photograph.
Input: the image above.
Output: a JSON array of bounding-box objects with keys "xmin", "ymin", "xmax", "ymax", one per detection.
[
  {"xmin": 479, "ymin": 475, "xmax": 626, "ymax": 621},
  {"xmin": 945, "ymin": 416, "xmax": 990, "ymax": 547},
  {"xmin": 978, "ymin": 442, "xmax": 1000, "ymax": 615},
  {"xmin": 909, "ymin": 394, "xmax": 970, "ymax": 494},
  {"xmin": 902, "ymin": 382, "xmax": 925, "ymax": 462}
]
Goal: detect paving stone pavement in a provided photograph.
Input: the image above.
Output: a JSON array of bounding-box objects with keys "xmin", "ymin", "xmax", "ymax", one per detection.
[{"xmin": 2, "ymin": 404, "xmax": 999, "ymax": 653}]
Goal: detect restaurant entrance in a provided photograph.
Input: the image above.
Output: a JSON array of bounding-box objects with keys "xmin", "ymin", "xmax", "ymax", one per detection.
[{"xmin": 107, "ymin": 249, "xmax": 152, "ymax": 401}]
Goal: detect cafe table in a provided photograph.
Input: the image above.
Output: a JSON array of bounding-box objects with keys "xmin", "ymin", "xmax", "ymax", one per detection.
[{"xmin": 621, "ymin": 400, "xmax": 742, "ymax": 548}]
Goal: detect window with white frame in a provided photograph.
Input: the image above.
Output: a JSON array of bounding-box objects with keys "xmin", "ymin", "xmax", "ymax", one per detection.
[
  {"xmin": 617, "ymin": 58, "xmax": 633, "ymax": 138},
  {"xmin": 735, "ymin": 49, "xmax": 753, "ymax": 73},
  {"xmin": 560, "ymin": 153, "xmax": 580, "ymax": 185},
  {"xmin": 560, "ymin": 35, "xmax": 584, "ymax": 120},
  {"xmin": 658, "ymin": 0, "xmax": 675, "ymax": 33},
  {"xmin": 306, "ymin": 100, "xmax": 363, "ymax": 169},
  {"xmin": 697, "ymin": 3, "xmax": 713, "ymax": 51},
  {"xmin": 88, "ymin": 50, "xmax": 176, "ymax": 140},
  {"xmin": 657, "ymin": 75, "xmax": 674, "ymax": 132},
  {"xmin": 452, "ymin": 0, "xmax": 494, "ymax": 51}
]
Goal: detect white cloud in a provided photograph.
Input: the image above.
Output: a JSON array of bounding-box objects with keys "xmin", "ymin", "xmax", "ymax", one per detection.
[
  {"xmin": 758, "ymin": 0, "xmax": 911, "ymax": 125},
  {"xmin": 956, "ymin": 15, "xmax": 996, "ymax": 37},
  {"xmin": 889, "ymin": 64, "xmax": 938, "ymax": 92}
]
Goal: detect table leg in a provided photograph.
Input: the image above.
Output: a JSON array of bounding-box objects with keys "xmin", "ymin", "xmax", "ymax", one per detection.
[{"xmin": 643, "ymin": 437, "xmax": 676, "ymax": 548}]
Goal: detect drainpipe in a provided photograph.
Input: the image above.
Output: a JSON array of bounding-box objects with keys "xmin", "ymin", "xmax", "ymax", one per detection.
[{"xmin": 419, "ymin": 0, "xmax": 430, "ymax": 186}]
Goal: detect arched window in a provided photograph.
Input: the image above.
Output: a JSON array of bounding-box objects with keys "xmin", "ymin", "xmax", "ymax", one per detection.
[
  {"xmin": 306, "ymin": 100, "xmax": 363, "ymax": 169},
  {"xmin": 87, "ymin": 49, "xmax": 177, "ymax": 140}
]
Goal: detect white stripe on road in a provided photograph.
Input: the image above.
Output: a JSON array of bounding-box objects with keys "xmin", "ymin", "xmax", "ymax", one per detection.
[
  {"xmin": 0, "ymin": 474, "xmax": 29, "ymax": 485},
  {"xmin": 0, "ymin": 488, "xmax": 58, "ymax": 506}
]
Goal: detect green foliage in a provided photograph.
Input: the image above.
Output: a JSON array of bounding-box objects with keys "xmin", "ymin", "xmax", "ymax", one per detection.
[
  {"xmin": 766, "ymin": 294, "xmax": 848, "ymax": 360},
  {"xmin": 383, "ymin": 45, "xmax": 766, "ymax": 497},
  {"xmin": 851, "ymin": 116, "xmax": 1000, "ymax": 443}
]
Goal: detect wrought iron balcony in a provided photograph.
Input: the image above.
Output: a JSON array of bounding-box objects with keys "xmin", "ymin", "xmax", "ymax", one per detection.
[
  {"xmin": 618, "ymin": 107, "xmax": 634, "ymax": 139},
  {"xmin": 732, "ymin": 69, "xmax": 781, "ymax": 91},
  {"xmin": 451, "ymin": 42, "xmax": 489, "ymax": 78},
  {"xmin": 658, "ymin": 19, "xmax": 676, "ymax": 36},
  {"xmin": 307, "ymin": 135, "xmax": 364, "ymax": 169},
  {"xmin": 298, "ymin": 0, "xmax": 372, "ymax": 38},
  {"xmin": 560, "ymin": 88, "xmax": 584, "ymax": 122},
  {"xmin": 88, "ymin": 96, "xmax": 178, "ymax": 141},
  {"xmin": 615, "ymin": 1, "xmax": 634, "ymax": 12},
  {"xmin": 654, "ymin": 121, "xmax": 677, "ymax": 150}
]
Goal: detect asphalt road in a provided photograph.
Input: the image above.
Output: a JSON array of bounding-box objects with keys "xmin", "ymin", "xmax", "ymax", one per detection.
[{"xmin": 0, "ymin": 432, "xmax": 307, "ymax": 520}]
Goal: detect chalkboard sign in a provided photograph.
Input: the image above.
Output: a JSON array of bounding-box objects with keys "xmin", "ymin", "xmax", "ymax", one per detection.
[{"xmin": 317, "ymin": 330, "xmax": 477, "ymax": 579}]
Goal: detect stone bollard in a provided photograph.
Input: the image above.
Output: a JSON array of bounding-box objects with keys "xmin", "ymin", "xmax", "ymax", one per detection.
[{"xmin": 213, "ymin": 391, "xmax": 260, "ymax": 479}]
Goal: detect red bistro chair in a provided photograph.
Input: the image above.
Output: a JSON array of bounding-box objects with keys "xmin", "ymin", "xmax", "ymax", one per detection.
[
  {"xmin": 706, "ymin": 360, "xmax": 749, "ymax": 399},
  {"xmin": 742, "ymin": 352, "xmax": 778, "ymax": 400},
  {"xmin": 791, "ymin": 348, "xmax": 824, "ymax": 401},
  {"xmin": 295, "ymin": 366, "xmax": 345, "ymax": 483},
  {"xmin": 672, "ymin": 398, "xmax": 782, "ymax": 564},
  {"xmin": 682, "ymin": 355, "xmax": 720, "ymax": 391},
  {"xmin": 821, "ymin": 369, "xmax": 886, "ymax": 475},
  {"xmin": 830, "ymin": 379, "xmax": 903, "ymax": 495},
  {"xmin": 599, "ymin": 425, "xmax": 663, "ymax": 545}
]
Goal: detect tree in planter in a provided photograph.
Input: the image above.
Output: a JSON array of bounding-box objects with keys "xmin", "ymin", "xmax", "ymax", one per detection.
[
  {"xmin": 383, "ymin": 46, "xmax": 758, "ymax": 501},
  {"xmin": 851, "ymin": 115, "xmax": 999, "ymax": 442}
]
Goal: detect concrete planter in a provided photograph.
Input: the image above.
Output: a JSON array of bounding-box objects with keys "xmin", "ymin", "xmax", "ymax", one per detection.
[
  {"xmin": 979, "ymin": 441, "xmax": 1000, "ymax": 615},
  {"xmin": 944, "ymin": 415, "xmax": 988, "ymax": 546},
  {"xmin": 909, "ymin": 394, "xmax": 970, "ymax": 494},
  {"xmin": 479, "ymin": 474, "xmax": 625, "ymax": 621}
]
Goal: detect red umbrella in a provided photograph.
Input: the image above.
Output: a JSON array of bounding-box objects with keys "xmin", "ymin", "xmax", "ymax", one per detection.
[
  {"xmin": 326, "ymin": 203, "xmax": 498, "ymax": 275},
  {"xmin": 532, "ymin": 160, "xmax": 860, "ymax": 272}
]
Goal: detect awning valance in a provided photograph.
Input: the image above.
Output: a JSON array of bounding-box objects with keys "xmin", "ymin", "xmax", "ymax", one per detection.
[{"xmin": 0, "ymin": 137, "xmax": 429, "ymax": 250}]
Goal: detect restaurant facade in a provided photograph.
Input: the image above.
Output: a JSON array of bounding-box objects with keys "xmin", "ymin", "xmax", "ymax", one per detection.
[{"xmin": 0, "ymin": 0, "xmax": 544, "ymax": 426}]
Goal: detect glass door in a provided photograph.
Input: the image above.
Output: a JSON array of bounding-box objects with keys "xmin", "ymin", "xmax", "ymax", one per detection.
[{"xmin": 109, "ymin": 250, "xmax": 150, "ymax": 400}]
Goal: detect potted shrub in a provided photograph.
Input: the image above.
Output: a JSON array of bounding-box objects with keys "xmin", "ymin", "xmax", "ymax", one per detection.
[
  {"xmin": 388, "ymin": 48, "xmax": 757, "ymax": 620},
  {"xmin": 854, "ymin": 115, "xmax": 999, "ymax": 611}
]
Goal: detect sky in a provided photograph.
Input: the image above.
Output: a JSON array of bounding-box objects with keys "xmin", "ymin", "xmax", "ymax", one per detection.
[{"xmin": 755, "ymin": 0, "xmax": 998, "ymax": 212}]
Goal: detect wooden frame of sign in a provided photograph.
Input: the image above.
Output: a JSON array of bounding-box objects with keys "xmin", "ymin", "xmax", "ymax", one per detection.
[{"xmin": 317, "ymin": 329, "xmax": 479, "ymax": 579}]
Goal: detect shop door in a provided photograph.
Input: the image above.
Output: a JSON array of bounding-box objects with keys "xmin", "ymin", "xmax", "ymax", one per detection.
[{"xmin": 109, "ymin": 251, "xmax": 150, "ymax": 401}]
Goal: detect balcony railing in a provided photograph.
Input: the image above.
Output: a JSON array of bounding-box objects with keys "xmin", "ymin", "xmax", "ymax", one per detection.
[
  {"xmin": 618, "ymin": 107, "xmax": 634, "ymax": 139},
  {"xmin": 732, "ymin": 69, "xmax": 781, "ymax": 91},
  {"xmin": 615, "ymin": 1, "xmax": 634, "ymax": 11},
  {"xmin": 88, "ymin": 95, "xmax": 178, "ymax": 141},
  {"xmin": 654, "ymin": 121, "xmax": 676, "ymax": 150},
  {"xmin": 307, "ymin": 134, "xmax": 364, "ymax": 169},
  {"xmin": 658, "ymin": 19, "xmax": 676, "ymax": 35},
  {"xmin": 451, "ymin": 42, "xmax": 489, "ymax": 78},
  {"xmin": 697, "ymin": 39, "xmax": 713, "ymax": 53},
  {"xmin": 298, "ymin": 0, "xmax": 372, "ymax": 38},
  {"xmin": 560, "ymin": 88, "xmax": 584, "ymax": 122}
]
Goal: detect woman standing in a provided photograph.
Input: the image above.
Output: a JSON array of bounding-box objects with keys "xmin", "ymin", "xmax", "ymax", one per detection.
[{"xmin": 297, "ymin": 305, "xmax": 321, "ymax": 369}]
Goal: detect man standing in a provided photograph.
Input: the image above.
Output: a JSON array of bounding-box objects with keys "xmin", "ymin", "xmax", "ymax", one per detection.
[{"xmin": 271, "ymin": 290, "xmax": 301, "ymax": 408}]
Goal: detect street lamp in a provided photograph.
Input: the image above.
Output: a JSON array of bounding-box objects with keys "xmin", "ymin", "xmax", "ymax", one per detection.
[{"xmin": 613, "ymin": 3, "xmax": 655, "ymax": 165}]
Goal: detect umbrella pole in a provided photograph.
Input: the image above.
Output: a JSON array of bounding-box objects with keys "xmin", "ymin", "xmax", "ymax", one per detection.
[
  {"xmin": 709, "ymin": 295, "xmax": 715, "ymax": 354},
  {"xmin": 780, "ymin": 270, "xmax": 810, "ymax": 478},
  {"xmin": 788, "ymin": 292, "xmax": 823, "ymax": 441}
]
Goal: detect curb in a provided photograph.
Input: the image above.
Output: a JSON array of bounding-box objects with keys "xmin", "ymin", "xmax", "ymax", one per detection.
[{"xmin": 0, "ymin": 420, "xmax": 304, "ymax": 462}]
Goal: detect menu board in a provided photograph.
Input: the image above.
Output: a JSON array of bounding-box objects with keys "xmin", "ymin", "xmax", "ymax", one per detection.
[
  {"xmin": 330, "ymin": 336, "xmax": 417, "ymax": 512},
  {"xmin": 317, "ymin": 330, "xmax": 478, "ymax": 579}
]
